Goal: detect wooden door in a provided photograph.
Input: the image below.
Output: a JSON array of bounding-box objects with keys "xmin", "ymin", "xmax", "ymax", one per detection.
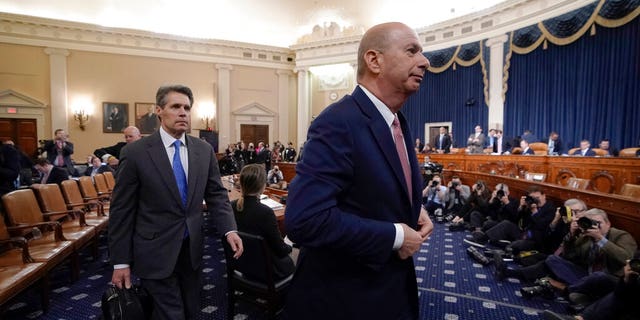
[
  {"xmin": 240, "ymin": 124, "xmax": 269, "ymax": 146},
  {"xmin": 0, "ymin": 118, "xmax": 38, "ymax": 158}
]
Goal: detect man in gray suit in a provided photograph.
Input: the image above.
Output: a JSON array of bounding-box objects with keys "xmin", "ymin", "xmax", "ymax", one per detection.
[
  {"xmin": 109, "ymin": 85, "xmax": 243, "ymax": 319},
  {"xmin": 467, "ymin": 125, "xmax": 486, "ymax": 154}
]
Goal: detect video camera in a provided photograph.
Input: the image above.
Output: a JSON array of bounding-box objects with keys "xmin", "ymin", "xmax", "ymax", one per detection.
[{"xmin": 431, "ymin": 180, "xmax": 439, "ymax": 188}]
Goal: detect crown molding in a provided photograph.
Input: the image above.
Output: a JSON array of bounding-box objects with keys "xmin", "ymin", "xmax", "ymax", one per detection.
[
  {"xmin": 292, "ymin": 0, "xmax": 597, "ymax": 67},
  {"xmin": 0, "ymin": 12, "xmax": 295, "ymax": 69}
]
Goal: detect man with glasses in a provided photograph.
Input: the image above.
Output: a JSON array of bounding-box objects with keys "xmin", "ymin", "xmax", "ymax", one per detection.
[{"xmin": 500, "ymin": 208, "xmax": 637, "ymax": 306}]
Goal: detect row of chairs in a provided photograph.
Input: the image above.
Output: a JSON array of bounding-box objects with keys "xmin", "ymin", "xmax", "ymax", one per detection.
[{"xmin": 0, "ymin": 173, "xmax": 114, "ymax": 313}]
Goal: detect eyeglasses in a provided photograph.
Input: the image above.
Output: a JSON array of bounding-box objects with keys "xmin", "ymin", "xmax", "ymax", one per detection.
[{"xmin": 570, "ymin": 208, "xmax": 586, "ymax": 214}]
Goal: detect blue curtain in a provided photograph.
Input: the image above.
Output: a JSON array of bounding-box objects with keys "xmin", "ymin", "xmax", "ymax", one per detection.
[
  {"xmin": 403, "ymin": 62, "xmax": 487, "ymax": 147},
  {"xmin": 504, "ymin": 17, "xmax": 640, "ymax": 150}
]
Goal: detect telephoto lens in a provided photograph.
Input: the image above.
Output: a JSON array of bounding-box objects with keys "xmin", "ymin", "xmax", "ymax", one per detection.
[{"xmin": 577, "ymin": 216, "xmax": 598, "ymax": 231}]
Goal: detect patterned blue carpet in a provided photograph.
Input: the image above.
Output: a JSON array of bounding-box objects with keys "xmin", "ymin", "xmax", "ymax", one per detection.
[{"xmin": 3, "ymin": 217, "xmax": 570, "ymax": 319}]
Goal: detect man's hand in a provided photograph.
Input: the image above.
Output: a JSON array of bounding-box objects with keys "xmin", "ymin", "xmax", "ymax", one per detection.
[
  {"xmin": 227, "ymin": 232, "xmax": 244, "ymax": 259},
  {"xmin": 112, "ymin": 267, "xmax": 132, "ymax": 289},
  {"xmin": 397, "ymin": 224, "xmax": 423, "ymax": 260},
  {"xmin": 417, "ymin": 207, "xmax": 434, "ymax": 239}
]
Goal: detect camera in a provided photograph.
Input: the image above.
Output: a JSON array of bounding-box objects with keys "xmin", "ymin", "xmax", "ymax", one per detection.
[
  {"xmin": 431, "ymin": 180, "xmax": 439, "ymax": 188},
  {"xmin": 496, "ymin": 189, "xmax": 505, "ymax": 199},
  {"xmin": 475, "ymin": 183, "xmax": 483, "ymax": 191},
  {"xmin": 577, "ymin": 216, "xmax": 599, "ymax": 231},
  {"xmin": 558, "ymin": 206, "xmax": 569, "ymax": 217},
  {"xmin": 451, "ymin": 181, "xmax": 459, "ymax": 189},
  {"xmin": 524, "ymin": 195, "xmax": 538, "ymax": 206}
]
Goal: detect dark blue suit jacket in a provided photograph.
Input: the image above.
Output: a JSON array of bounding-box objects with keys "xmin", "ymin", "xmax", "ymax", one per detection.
[
  {"xmin": 285, "ymin": 86, "xmax": 422, "ymax": 319},
  {"xmin": 571, "ymin": 148, "xmax": 596, "ymax": 156}
]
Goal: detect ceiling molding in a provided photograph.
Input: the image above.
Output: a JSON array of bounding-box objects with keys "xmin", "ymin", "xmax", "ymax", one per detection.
[{"xmin": 0, "ymin": 12, "xmax": 296, "ymax": 69}]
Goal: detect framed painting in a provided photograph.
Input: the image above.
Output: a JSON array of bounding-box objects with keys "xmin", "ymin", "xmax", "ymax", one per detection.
[
  {"xmin": 103, "ymin": 102, "xmax": 129, "ymax": 133},
  {"xmin": 135, "ymin": 102, "xmax": 159, "ymax": 134}
]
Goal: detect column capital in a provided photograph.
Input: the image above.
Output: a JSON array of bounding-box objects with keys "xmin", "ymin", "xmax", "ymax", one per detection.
[
  {"xmin": 215, "ymin": 64, "xmax": 233, "ymax": 71},
  {"xmin": 276, "ymin": 69, "xmax": 293, "ymax": 76},
  {"xmin": 44, "ymin": 48, "xmax": 70, "ymax": 57},
  {"xmin": 485, "ymin": 34, "xmax": 509, "ymax": 48},
  {"xmin": 293, "ymin": 66, "xmax": 308, "ymax": 74}
]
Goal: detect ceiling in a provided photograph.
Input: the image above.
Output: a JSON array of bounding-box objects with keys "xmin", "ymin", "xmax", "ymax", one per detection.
[{"xmin": 0, "ymin": 0, "xmax": 509, "ymax": 47}]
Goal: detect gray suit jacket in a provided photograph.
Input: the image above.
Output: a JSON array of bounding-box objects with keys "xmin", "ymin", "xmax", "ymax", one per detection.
[{"xmin": 108, "ymin": 131, "xmax": 236, "ymax": 279}]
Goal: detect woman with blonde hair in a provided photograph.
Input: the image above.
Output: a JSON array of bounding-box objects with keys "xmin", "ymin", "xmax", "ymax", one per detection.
[{"xmin": 232, "ymin": 164, "xmax": 295, "ymax": 280}]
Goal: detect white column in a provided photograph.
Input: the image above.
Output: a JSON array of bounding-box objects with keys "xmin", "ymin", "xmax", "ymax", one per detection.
[
  {"xmin": 216, "ymin": 64, "xmax": 233, "ymax": 149},
  {"xmin": 485, "ymin": 34, "xmax": 509, "ymax": 130},
  {"xmin": 350, "ymin": 62, "xmax": 358, "ymax": 87},
  {"xmin": 276, "ymin": 70, "xmax": 292, "ymax": 143},
  {"xmin": 295, "ymin": 67, "xmax": 310, "ymax": 147},
  {"xmin": 44, "ymin": 48, "xmax": 70, "ymax": 135}
]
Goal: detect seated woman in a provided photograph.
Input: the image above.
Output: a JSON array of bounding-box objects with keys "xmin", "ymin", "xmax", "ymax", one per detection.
[{"xmin": 232, "ymin": 164, "xmax": 295, "ymax": 281}]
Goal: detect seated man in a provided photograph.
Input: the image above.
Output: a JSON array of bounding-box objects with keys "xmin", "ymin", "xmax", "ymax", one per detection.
[
  {"xmin": 451, "ymin": 180, "xmax": 491, "ymax": 230},
  {"xmin": 84, "ymin": 155, "xmax": 114, "ymax": 177},
  {"xmin": 547, "ymin": 251, "xmax": 640, "ymax": 320},
  {"xmin": 422, "ymin": 174, "xmax": 448, "ymax": 216},
  {"xmin": 267, "ymin": 165, "xmax": 287, "ymax": 190},
  {"xmin": 598, "ymin": 139, "xmax": 618, "ymax": 157},
  {"xmin": 445, "ymin": 175, "xmax": 470, "ymax": 216},
  {"xmin": 482, "ymin": 183, "xmax": 519, "ymax": 230},
  {"xmin": 499, "ymin": 208, "xmax": 637, "ymax": 308},
  {"xmin": 571, "ymin": 140, "xmax": 596, "ymax": 157},
  {"xmin": 34, "ymin": 158, "xmax": 69, "ymax": 185},
  {"xmin": 520, "ymin": 140, "xmax": 535, "ymax": 155}
]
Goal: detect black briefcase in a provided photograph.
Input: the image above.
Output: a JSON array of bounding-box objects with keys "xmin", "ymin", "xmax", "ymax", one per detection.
[{"xmin": 101, "ymin": 284, "xmax": 152, "ymax": 320}]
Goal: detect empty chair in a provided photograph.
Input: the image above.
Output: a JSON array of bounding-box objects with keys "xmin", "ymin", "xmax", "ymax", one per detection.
[
  {"xmin": 60, "ymin": 180, "xmax": 108, "ymax": 232},
  {"xmin": 31, "ymin": 184, "xmax": 99, "ymax": 258},
  {"xmin": 102, "ymin": 171, "xmax": 116, "ymax": 191},
  {"xmin": 1, "ymin": 189, "xmax": 76, "ymax": 280},
  {"xmin": 77, "ymin": 176, "xmax": 110, "ymax": 212},
  {"xmin": 566, "ymin": 177, "xmax": 590, "ymax": 190},
  {"xmin": 619, "ymin": 183, "xmax": 640, "ymax": 198},
  {"xmin": 619, "ymin": 148, "xmax": 640, "ymax": 158},
  {"xmin": 93, "ymin": 174, "xmax": 112, "ymax": 199},
  {"xmin": 0, "ymin": 216, "xmax": 48, "ymax": 311},
  {"xmin": 529, "ymin": 142, "xmax": 548, "ymax": 155},
  {"xmin": 222, "ymin": 232, "xmax": 293, "ymax": 319}
]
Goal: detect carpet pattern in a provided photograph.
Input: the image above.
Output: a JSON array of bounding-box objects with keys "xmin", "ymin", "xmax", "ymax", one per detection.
[{"xmin": 3, "ymin": 216, "xmax": 571, "ymax": 319}]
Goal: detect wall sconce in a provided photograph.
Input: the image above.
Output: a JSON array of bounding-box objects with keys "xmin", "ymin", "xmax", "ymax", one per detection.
[
  {"xmin": 73, "ymin": 108, "xmax": 89, "ymax": 130},
  {"xmin": 199, "ymin": 102, "xmax": 216, "ymax": 131}
]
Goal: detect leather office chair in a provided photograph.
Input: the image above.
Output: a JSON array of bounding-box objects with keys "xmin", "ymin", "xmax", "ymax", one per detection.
[
  {"xmin": 222, "ymin": 231, "xmax": 293, "ymax": 320},
  {"xmin": 591, "ymin": 148, "xmax": 608, "ymax": 156},
  {"xmin": 618, "ymin": 148, "xmax": 639, "ymax": 158},
  {"xmin": 619, "ymin": 183, "xmax": 640, "ymax": 198},
  {"xmin": 528, "ymin": 142, "xmax": 548, "ymax": 155}
]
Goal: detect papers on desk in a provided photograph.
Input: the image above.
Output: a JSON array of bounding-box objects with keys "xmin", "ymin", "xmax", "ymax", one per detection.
[{"xmin": 260, "ymin": 197, "xmax": 284, "ymax": 210}]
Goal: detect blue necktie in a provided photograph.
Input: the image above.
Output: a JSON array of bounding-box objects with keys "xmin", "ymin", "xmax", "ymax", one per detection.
[{"xmin": 172, "ymin": 140, "xmax": 188, "ymax": 207}]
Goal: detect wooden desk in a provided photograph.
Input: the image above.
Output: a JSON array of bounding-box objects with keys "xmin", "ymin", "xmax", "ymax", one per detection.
[
  {"xmin": 220, "ymin": 176, "xmax": 286, "ymax": 235},
  {"xmin": 422, "ymin": 153, "xmax": 640, "ymax": 194},
  {"xmin": 444, "ymin": 170, "xmax": 640, "ymax": 243}
]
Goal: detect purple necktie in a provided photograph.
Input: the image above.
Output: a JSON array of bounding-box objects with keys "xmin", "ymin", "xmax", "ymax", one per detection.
[{"xmin": 392, "ymin": 116, "xmax": 412, "ymax": 201}]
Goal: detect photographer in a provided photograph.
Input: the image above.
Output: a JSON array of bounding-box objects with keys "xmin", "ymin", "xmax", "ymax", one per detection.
[
  {"xmin": 494, "ymin": 199, "xmax": 588, "ymax": 284},
  {"xmin": 43, "ymin": 129, "xmax": 75, "ymax": 175},
  {"xmin": 445, "ymin": 175, "xmax": 470, "ymax": 216},
  {"xmin": 422, "ymin": 174, "xmax": 447, "ymax": 217},
  {"xmin": 483, "ymin": 183, "xmax": 519, "ymax": 230},
  {"xmin": 467, "ymin": 186, "xmax": 555, "ymax": 255},
  {"xmin": 267, "ymin": 165, "xmax": 287, "ymax": 190},
  {"xmin": 451, "ymin": 180, "xmax": 490, "ymax": 231}
]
